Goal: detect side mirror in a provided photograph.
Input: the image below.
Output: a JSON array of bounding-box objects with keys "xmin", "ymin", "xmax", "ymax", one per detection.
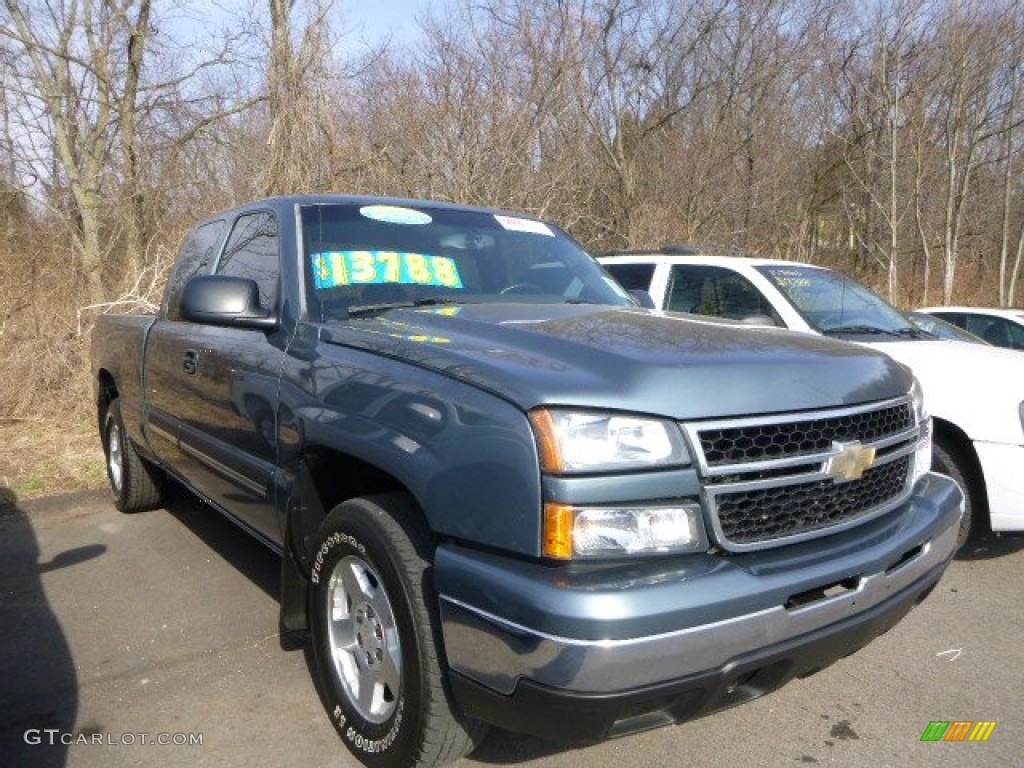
[
  {"xmin": 180, "ymin": 275, "xmax": 278, "ymax": 331},
  {"xmin": 629, "ymin": 289, "xmax": 657, "ymax": 309}
]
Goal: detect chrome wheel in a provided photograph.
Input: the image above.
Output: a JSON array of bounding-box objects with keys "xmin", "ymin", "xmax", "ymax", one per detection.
[
  {"xmin": 107, "ymin": 421, "xmax": 124, "ymax": 493},
  {"xmin": 325, "ymin": 554, "xmax": 402, "ymax": 723}
]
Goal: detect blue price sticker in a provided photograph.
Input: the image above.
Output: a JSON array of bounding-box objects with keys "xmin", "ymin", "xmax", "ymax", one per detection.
[{"xmin": 312, "ymin": 251, "xmax": 463, "ymax": 289}]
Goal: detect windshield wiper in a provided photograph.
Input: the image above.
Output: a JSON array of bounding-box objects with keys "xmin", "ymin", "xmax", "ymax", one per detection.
[
  {"xmin": 347, "ymin": 296, "xmax": 467, "ymax": 318},
  {"xmin": 822, "ymin": 324, "xmax": 900, "ymax": 337},
  {"xmin": 894, "ymin": 326, "xmax": 933, "ymax": 339}
]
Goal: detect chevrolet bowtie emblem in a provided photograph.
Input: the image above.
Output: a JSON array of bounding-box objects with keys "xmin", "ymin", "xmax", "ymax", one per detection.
[{"xmin": 824, "ymin": 441, "xmax": 876, "ymax": 483}]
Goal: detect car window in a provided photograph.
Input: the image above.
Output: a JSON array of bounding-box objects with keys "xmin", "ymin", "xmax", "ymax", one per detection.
[
  {"xmin": 1008, "ymin": 319, "xmax": 1024, "ymax": 349},
  {"xmin": 164, "ymin": 219, "xmax": 226, "ymax": 320},
  {"xmin": 604, "ymin": 263, "xmax": 656, "ymax": 292},
  {"xmin": 667, "ymin": 265, "xmax": 778, "ymax": 322},
  {"xmin": 964, "ymin": 314, "xmax": 999, "ymax": 341},
  {"xmin": 930, "ymin": 311, "xmax": 966, "ymax": 329},
  {"xmin": 970, "ymin": 316, "xmax": 1023, "ymax": 348},
  {"xmin": 217, "ymin": 211, "xmax": 280, "ymax": 310}
]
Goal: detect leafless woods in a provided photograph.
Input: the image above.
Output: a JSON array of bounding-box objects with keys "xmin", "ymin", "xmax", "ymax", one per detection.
[{"xmin": 2, "ymin": 0, "xmax": 1024, "ymax": 417}]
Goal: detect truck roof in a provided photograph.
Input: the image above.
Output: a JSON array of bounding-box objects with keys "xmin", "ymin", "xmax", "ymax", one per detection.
[
  {"xmin": 205, "ymin": 193, "xmax": 541, "ymax": 223},
  {"xmin": 596, "ymin": 248, "xmax": 821, "ymax": 270}
]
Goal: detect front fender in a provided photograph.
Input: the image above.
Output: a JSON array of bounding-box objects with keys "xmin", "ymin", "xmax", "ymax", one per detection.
[{"xmin": 278, "ymin": 343, "xmax": 543, "ymax": 556}]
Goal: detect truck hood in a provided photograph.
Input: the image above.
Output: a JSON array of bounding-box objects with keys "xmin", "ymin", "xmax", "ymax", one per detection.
[
  {"xmin": 858, "ymin": 338, "xmax": 1024, "ymax": 444},
  {"xmin": 318, "ymin": 304, "xmax": 911, "ymax": 420}
]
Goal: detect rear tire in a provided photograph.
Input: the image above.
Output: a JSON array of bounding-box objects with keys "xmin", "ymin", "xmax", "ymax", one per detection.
[
  {"xmin": 102, "ymin": 398, "xmax": 163, "ymax": 513},
  {"xmin": 308, "ymin": 493, "xmax": 486, "ymax": 768},
  {"xmin": 932, "ymin": 440, "xmax": 975, "ymax": 550}
]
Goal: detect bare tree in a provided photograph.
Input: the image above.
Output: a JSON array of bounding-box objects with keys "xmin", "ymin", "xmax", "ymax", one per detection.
[{"xmin": 2, "ymin": 0, "xmax": 127, "ymax": 302}]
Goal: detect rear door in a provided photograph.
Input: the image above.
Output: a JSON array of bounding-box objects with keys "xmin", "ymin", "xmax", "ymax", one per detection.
[{"xmin": 176, "ymin": 210, "xmax": 287, "ymax": 545}]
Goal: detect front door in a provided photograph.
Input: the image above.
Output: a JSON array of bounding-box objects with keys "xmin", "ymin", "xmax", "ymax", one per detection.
[{"xmin": 176, "ymin": 210, "xmax": 288, "ymax": 546}]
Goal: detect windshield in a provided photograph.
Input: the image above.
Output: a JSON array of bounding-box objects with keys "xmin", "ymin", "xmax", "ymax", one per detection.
[
  {"xmin": 301, "ymin": 203, "xmax": 631, "ymax": 319},
  {"xmin": 756, "ymin": 264, "xmax": 918, "ymax": 336}
]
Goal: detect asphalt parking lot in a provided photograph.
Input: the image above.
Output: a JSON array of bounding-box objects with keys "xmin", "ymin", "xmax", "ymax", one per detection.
[{"xmin": 2, "ymin": 487, "xmax": 1022, "ymax": 768}]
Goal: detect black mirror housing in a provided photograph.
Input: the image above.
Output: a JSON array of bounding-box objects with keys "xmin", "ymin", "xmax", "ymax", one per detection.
[{"xmin": 179, "ymin": 275, "xmax": 278, "ymax": 330}]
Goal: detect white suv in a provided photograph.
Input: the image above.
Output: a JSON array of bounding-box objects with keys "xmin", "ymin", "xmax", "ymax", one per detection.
[{"xmin": 600, "ymin": 248, "xmax": 1024, "ymax": 548}]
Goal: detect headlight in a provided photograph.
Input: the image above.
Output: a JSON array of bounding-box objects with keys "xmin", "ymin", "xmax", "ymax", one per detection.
[
  {"xmin": 529, "ymin": 408, "xmax": 690, "ymax": 473},
  {"xmin": 910, "ymin": 379, "xmax": 933, "ymax": 485},
  {"xmin": 544, "ymin": 502, "xmax": 707, "ymax": 559}
]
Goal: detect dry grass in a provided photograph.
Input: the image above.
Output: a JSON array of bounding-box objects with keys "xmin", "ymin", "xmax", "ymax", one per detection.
[{"xmin": 0, "ymin": 416, "xmax": 107, "ymax": 505}]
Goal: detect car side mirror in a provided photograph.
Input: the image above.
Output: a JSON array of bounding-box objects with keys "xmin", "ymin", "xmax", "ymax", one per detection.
[
  {"xmin": 629, "ymin": 289, "xmax": 657, "ymax": 309},
  {"xmin": 179, "ymin": 275, "xmax": 279, "ymax": 331}
]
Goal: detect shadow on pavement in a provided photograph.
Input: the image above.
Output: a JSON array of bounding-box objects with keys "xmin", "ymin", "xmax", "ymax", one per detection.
[
  {"xmin": 162, "ymin": 480, "xmax": 280, "ymax": 601},
  {"xmin": 468, "ymin": 729, "xmax": 595, "ymax": 765},
  {"xmin": 955, "ymin": 529, "xmax": 1024, "ymax": 561},
  {"xmin": 0, "ymin": 487, "xmax": 95, "ymax": 768}
]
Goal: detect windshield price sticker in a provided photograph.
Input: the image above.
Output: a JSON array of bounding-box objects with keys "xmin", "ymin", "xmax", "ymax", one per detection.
[
  {"xmin": 493, "ymin": 215, "xmax": 555, "ymax": 237},
  {"xmin": 312, "ymin": 251, "xmax": 463, "ymax": 289},
  {"xmin": 765, "ymin": 268, "xmax": 811, "ymax": 289},
  {"xmin": 359, "ymin": 205, "xmax": 432, "ymax": 225}
]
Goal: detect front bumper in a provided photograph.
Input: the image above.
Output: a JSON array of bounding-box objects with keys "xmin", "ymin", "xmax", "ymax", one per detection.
[{"xmin": 435, "ymin": 472, "xmax": 962, "ymax": 741}]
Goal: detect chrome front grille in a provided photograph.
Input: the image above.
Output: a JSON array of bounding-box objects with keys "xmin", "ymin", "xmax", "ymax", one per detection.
[{"xmin": 684, "ymin": 397, "xmax": 919, "ymax": 552}]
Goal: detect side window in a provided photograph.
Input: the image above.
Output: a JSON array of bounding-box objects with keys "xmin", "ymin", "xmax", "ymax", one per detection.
[
  {"xmin": 667, "ymin": 265, "xmax": 776, "ymax": 322},
  {"xmin": 1007, "ymin": 320, "xmax": 1024, "ymax": 349},
  {"xmin": 604, "ymin": 263, "xmax": 656, "ymax": 292},
  {"xmin": 217, "ymin": 212, "xmax": 280, "ymax": 310},
  {"xmin": 965, "ymin": 314, "xmax": 999, "ymax": 342},
  {"xmin": 932, "ymin": 312, "xmax": 966, "ymax": 329},
  {"xmin": 164, "ymin": 219, "xmax": 226, "ymax": 320}
]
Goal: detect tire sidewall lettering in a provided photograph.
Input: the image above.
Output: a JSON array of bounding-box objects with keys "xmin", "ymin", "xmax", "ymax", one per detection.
[
  {"xmin": 344, "ymin": 699, "xmax": 405, "ymax": 754},
  {"xmin": 310, "ymin": 530, "xmax": 366, "ymax": 585},
  {"xmin": 312, "ymin": 519, "xmax": 410, "ymax": 759}
]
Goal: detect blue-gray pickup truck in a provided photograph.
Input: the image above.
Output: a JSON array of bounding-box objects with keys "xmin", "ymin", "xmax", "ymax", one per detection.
[{"xmin": 91, "ymin": 195, "xmax": 963, "ymax": 768}]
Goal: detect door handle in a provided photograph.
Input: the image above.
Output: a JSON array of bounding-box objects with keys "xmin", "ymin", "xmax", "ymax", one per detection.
[{"xmin": 183, "ymin": 349, "xmax": 198, "ymax": 375}]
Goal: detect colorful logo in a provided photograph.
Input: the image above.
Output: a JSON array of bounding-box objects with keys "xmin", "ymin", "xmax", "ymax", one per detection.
[{"xmin": 920, "ymin": 721, "xmax": 996, "ymax": 742}]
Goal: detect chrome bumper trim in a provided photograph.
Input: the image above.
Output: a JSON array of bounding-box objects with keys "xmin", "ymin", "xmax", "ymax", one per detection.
[{"xmin": 440, "ymin": 513, "xmax": 957, "ymax": 695}]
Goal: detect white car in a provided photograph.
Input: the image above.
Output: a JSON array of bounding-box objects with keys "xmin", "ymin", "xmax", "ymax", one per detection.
[
  {"xmin": 600, "ymin": 249, "xmax": 1024, "ymax": 548},
  {"xmin": 917, "ymin": 306, "xmax": 1024, "ymax": 351}
]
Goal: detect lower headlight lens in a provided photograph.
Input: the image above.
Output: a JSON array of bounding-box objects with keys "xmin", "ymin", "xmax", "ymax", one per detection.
[
  {"xmin": 910, "ymin": 379, "xmax": 932, "ymax": 485},
  {"xmin": 544, "ymin": 502, "xmax": 707, "ymax": 559}
]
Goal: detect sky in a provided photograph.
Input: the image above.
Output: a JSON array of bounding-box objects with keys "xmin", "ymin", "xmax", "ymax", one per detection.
[{"xmin": 340, "ymin": 0, "xmax": 435, "ymax": 47}]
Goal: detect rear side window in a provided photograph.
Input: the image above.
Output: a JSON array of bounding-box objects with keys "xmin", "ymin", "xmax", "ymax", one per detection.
[
  {"xmin": 164, "ymin": 219, "xmax": 226, "ymax": 320},
  {"xmin": 216, "ymin": 212, "xmax": 280, "ymax": 310},
  {"xmin": 604, "ymin": 263, "xmax": 656, "ymax": 292}
]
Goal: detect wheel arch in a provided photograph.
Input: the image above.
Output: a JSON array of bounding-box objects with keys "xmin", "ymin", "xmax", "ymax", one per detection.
[
  {"xmin": 932, "ymin": 416, "xmax": 989, "ymax": 520},
  {"xmin": 295, "ymin": 447, "xmax": 426, "ymax": 558},
  {"xmin": 278, "ymin": 445, "xmax": 430, "ymax": 635},
  {"xmin": 96, "ymin": 369, "xmax": 118, "ymax": 434}
]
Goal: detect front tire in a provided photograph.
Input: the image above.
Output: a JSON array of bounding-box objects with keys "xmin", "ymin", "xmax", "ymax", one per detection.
[
  {"xmin": 308, "ymin": 493, "xmax": 485, "ymax": 768},
  {"xmin": 932, "ymin": 440, "xmax": 975, "ymax": 550},
  {"xmin": 102, "ymin": 398, "xmax": 163, "ymax": 513}
]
